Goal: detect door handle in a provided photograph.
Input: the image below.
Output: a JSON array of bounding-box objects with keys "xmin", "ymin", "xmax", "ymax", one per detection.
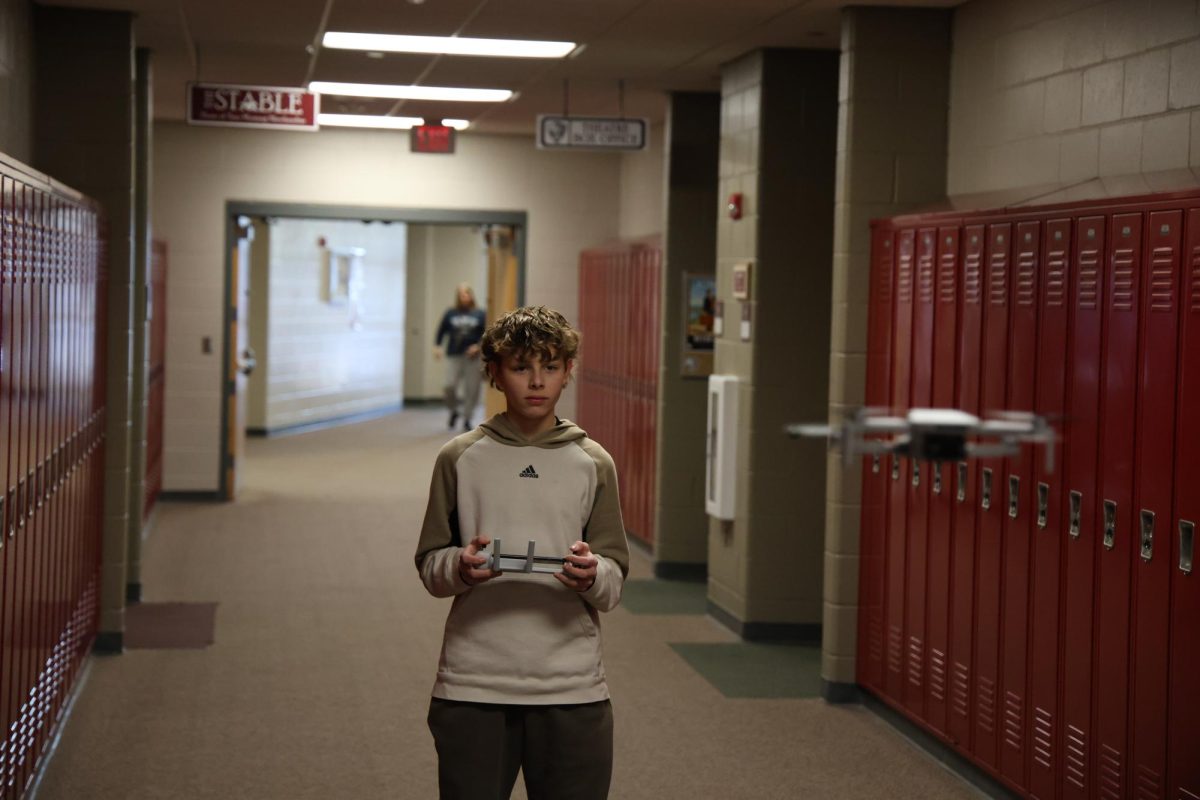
[{"xmin": 238, "ymin": 347, "xmax": 258, "ymax": 377}]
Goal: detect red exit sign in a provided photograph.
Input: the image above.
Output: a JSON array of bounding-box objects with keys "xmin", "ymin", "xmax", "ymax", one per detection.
[{"xmin": 411, "ymin": 124, "xmax": 456, "ymax": 154}]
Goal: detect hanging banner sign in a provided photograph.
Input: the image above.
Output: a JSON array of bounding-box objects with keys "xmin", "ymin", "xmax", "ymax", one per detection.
[
  {"xmin": 187, "ymin": 83, "xmax": 319, "ymax": 131},
  {"xmin": 536, "ymin": 115, "xmax": 647, "ymax": 151}
]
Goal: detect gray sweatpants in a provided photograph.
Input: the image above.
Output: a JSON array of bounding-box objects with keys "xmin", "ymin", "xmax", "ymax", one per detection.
[
  {"xmin": 427, "ymin": 697, "xmax": 614, "ymax": 800},
  {"xmin": 443, "ymin": 355, "xmax": 482, "ymax": 419}
]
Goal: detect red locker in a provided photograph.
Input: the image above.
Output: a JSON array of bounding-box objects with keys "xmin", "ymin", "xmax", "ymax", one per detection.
[
  {"xmin": 1000, "ymin": 219, "xmax": 1041, "ymax": 789},
  {"xmin": 1028, "ymin": 217, "xmax": 1071, "ymax": 800},
  {"xmin": 1060, "ymin": 215, "xmax": 1106, "ymax": 800},
  {"xmin": 1093, "ymin": 211, "xmax": 1142, "ymax": 800},
  {"xmin": 1167, "ymin": 206, "xmax": 1200, "ymax": 800},
  {"xmin": 904, "ymin": 227, "xmax": 937, "ymax": 717},
  {"xmin": 885, "ymin": 228, "xmax": 916, "ymax": 703},
  {"xmin": 925, "ymin": 224, "xmax": 960, "ymax": 735},
  {"xmin": 1128, "ymin": 208, "xmax": 1183, "ymax": 800},
  {"xmin": 0, "ymin": 174, "xmax": 13, "ymax": 780},
  {"xmin": 948, "ymin": 224, "xmax": 985, "ymax": 750},
  {"xmin": 858, "ymin": 223, "xmax": 895, "ymax": 693},
  {"xmin": 973, "ymin": 221, "xmax": 1012, "ymax": 769}
]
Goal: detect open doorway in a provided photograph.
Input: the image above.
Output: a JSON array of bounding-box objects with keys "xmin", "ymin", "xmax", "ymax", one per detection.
[{"xmin": 220, "ymin": 202, "xmax": 525, "ymax": 500}]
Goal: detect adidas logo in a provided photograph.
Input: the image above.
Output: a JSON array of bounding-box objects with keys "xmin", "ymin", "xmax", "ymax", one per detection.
[{"xmin": 519, "ymin": 465, "xmax": 539, "ymax": 479}]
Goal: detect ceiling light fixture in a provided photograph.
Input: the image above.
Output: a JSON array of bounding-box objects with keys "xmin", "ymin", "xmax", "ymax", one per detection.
[
  {"xmin": 441, "ymin": 119, "xmax": 470, "ymax": 130},
  {"xmin": 323, "ymin": 31, "xmax": 576, "ymax": 59},
  {"xmin": 310, "ymin": 81, "xmax": 512, "ymax": 102},
  {"xmin": 318, "ymin": 113, "xmax": 425, "ymax": 129}
]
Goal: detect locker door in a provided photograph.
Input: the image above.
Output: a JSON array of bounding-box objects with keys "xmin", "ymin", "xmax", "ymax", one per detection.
[
  {"xmin": 1060, "ymin": 215, "xmax": 1105, "ymax": 800},
  {"xmin": 1093, "ymin": 211, "xmax": 1142, "ymax": 800},
  {"xmin": 885, "ymin": 228, "xmax": 916, "ymax": 703},
  {"xmin": 1028, "ymin": 218, "xmax": 1072, "ymax": 800},
  {"xmin": 1128, "ymin": 209, "xmax": 1183, "ymax": 800},
  {"xmin": 926, "ymin": 225, "xmax": 960, "ymax": 736},
  {"xmin": 858, "ymin": 224, "xmax": 895, "ymax": 693},
  {"xmin": 974, "ymin": 222, "xmax": 1012, "ymax": 769},
  {"xmin": 905, "ymin": 227, "xmax": 936, "ymax": 718},
  {"xmin": 1167, "ymin": 206, "xmax": 1200, "ymax": 800},
  {"xmin": 949, "ymin": 224, "xmax": 985, "ymax": 750},
  {"xmin": 1000, "ymin": 220, "xmax": 1041, "ymax": 789}
]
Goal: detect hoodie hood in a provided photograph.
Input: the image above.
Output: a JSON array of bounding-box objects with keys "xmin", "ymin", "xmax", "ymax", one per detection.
[{"xmin": 479, "ymin": 412, "xmax": 587, "ymax": 447}]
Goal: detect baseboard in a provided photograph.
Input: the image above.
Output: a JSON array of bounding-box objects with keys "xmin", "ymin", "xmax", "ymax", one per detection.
[
  {"xmin": 820, "ymin": 678, "xmax": 860, "ymax": 704},
  {"xmin": 706, "ymin": 600, "xmax": 822, "ymax": 643},
  {"xmin": 158, "ymin": 490, "xmax": 221, "ymax": 503},
  {"xmin": 247, "ymin": 404, "xmax": 403, "ymax": 438},
  {"xmin": 861, "ymin": 690, "xmax": 1022, "ymax": 799},
  {"xmin": 401, "ymin": 397, "xmax": 445, "ymax": 408},
  {"xmin": 92, "ymin": 631, "xmax": 123, "ymax": 655},
  {"xmin": 25, "ymin": 657, "xmax": 94, "ymax": 800},
  {"xmin": 653, "ymin": 561, "xmax": 707, "ymax": 582},
  {"xmin": 125, "ymin": 582, "xmax": 142, "ymax": 604}
]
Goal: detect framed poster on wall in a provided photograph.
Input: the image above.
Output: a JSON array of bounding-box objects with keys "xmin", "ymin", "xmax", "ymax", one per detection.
[{"xmin": 682, "ymin": 273, "xmax": 715, "ymax": 378}]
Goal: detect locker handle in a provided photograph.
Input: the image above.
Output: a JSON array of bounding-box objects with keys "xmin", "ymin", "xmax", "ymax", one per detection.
[
  {"xmin": 981, "ymin": 468, "xmax": 993, "ymax": 511},
  {"xmin": 932, "ymin": 464, "xmax": 942, "ymax": 495},
  {"xmin": 1140, "ymin": 510, "xmax": 1154, "ymax": 562},
  {"xmin": 912, "ymin": 461, "xmax": 921, "ymax": 489},
  {"xmin": 1069, "ymin": 491, "xmax": 1082, "ymax": 539},
  {"xmin": 956, "ymin": 462, "xmax": 967, "ymax": 503},
  {"xmin": 1037, "ymin": 482, "xmax": 1049, "ymax": 529},
  {"xmin": 16, "ymin": 478, "xmax": 26, "ymax": 530},
  {"xmin": 872, "ymin": 454, "xmax": 881, "ymax": 474},
  {"xmin": 4, "ymin": 486, "xmax": 13, "ymax": 538},
  {"xmin": 891, "ymin": 456, "xmax": 900, "ymax": 482},
  {"xmin": 1103, "ymin": 500, "xmax": 1117, "ymax": 550},
  {"xmin": 1008, "ymin": 475, "xmax": 1020, "ymax": 519},
  {"xmin": 1181, "ymin": 520, "xmax": 1195, "ymax": 575}
]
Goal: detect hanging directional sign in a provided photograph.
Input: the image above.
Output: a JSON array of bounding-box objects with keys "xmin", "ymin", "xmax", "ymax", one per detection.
[
  {"xmin": 187, "ymin": 83, "xmax": 319, "ymax": 131},
  {"xmin": 536, "ymin": 115, "xmax": 647, "ymax": 151}
]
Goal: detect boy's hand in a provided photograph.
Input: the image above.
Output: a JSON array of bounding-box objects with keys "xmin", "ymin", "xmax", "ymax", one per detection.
[
  {"xmin": 459, "ymin": 535, "xmax": 500, "ymax": 587},
  {"xmin": 556, "ymin": 541, "xmax": 598, "ymax": 593}
]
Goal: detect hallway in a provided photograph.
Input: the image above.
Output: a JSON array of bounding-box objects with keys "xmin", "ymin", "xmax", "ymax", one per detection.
[{"xmin": 35, "ymin": 410, "xmax": 980, "ymax": 799}]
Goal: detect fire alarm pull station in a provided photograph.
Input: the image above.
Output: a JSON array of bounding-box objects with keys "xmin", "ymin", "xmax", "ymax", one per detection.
[{"xmin": 727, "ymin": 193, "xmax": 743, "ymax": 220}]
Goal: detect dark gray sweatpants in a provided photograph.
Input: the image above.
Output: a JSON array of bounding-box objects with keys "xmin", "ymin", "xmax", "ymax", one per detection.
[{"xmin": 427, "ymin": 697, "xmax": 613, "ymax": 800}]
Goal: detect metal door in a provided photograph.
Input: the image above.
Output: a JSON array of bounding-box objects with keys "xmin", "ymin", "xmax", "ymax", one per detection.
[{"xmin": 225, "ymin": 221, "xmax": 253, "ymax": 500}]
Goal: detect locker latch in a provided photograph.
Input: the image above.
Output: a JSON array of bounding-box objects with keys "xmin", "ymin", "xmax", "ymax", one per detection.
[
  {"xmin": 956, "ymin": 462, "xmax": 967, "ymax": 503},
  {"xmin": 981, "ymin": 468, "xmax": 993, "ymax": 511},
  {"xmin": 1069, "ymin": 491, "xmax": 1082, "ymax": 539},
  {"xmin": 1037, "ymin": 483, "xmax": 1049, "ymax": 529},
  {"xmin": 1008, "ymin": 476, "xmax": 1020, "ymax": 520},
  {"xmin": 1140, "ymin": 510, "xmax": 1155, "ymax": 563},
  {"xmin": 891, "ymin": 456, "xmax": 900, "ymax": 482},
  {"xmin": 932, "ymin": 464, "xmax": 942, "ymax": 495},
  {"xmin": 912, "ymin": 462, "xmax": 921, "ymax": 488},
  {"xmin": 1103, "ymin": 500, "xmax": 1117, "ymax": 550},
  {"xmin": 1181, "ymin": 520, "xmax": 1195, "ymax": 575},
  {"xmin": 872, "ymin": 454, "xmax": 881, "ymax": 474}
]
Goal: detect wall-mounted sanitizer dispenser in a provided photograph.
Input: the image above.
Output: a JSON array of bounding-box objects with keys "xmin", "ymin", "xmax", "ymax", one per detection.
[{"xmin": 706, "ymin": 374, "xmax": 739, "ymax": 520}]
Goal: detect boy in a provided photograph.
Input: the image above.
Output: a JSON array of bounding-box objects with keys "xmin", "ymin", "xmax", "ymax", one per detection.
[{"xmin": 415, "ymin": 306, "xmax": 629, "ymax": 800}]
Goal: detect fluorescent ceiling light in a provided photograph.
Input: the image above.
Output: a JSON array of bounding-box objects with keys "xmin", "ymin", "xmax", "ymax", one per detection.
[
  {"xmin": 323, "ymin": 31, "xmax": 576, "ymax": 59},
  {"xmin": 442, "ymin": 119, "xmax": 470, "ymax": 130},
  {"xmin": 318, "ymin": 113, "xmax": 425, "ymax": 129},
  {"xmin": 310, "ymin": 81, "xmax": 512, "ymax": 102}
]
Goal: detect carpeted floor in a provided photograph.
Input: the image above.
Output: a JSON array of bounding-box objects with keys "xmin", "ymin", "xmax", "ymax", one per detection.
[{"xmin": 33, "ymin": 409, "xmax": 983, "ymax": 799}]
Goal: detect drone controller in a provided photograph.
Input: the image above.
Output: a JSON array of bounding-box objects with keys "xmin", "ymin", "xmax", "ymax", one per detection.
[{"xmin": 476, "ymin": 539, "xmax": 568, "ymax": 574}]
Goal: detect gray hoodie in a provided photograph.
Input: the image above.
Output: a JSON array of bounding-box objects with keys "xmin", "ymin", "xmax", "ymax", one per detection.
[{"xmin": 415, "ymin": 413, "xmax": 629, "ymax": 704}]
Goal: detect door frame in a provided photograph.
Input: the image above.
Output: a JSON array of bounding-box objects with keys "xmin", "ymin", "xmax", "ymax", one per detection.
[{"xmin": 219, "ymin": 201, "xmax": 528, "ymax": 500}]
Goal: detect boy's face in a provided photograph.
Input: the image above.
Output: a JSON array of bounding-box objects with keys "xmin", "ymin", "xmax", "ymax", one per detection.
[{"xmin": 491, "ymin": 350, "xmax": 573, "ymax": 432}]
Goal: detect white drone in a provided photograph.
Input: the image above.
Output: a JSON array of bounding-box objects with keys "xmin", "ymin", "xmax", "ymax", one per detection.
[{"xmin": 788, "ymin": 408, "xmax": 1057, "ymax": 471}]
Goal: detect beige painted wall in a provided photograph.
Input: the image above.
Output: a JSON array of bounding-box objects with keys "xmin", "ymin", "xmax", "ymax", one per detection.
[
  {"xmin": 0, "ymin": 0, "xmax": 33, "ymax": 163},
  {"xmin": 155, "ymin": 121, "xmax": 622, "ymax": 491},
  {"xmin": 263, "ymin": 217, "xmax": 407, "ymax": 430},
  {"xmin": 618, "ymin": 123, "xmax": 666, "ymax": 239},
  {"xmin": 949, "ymin": 0, "xmax": 1200, "ymax": 203},
  {"xmin": 404, "ymin": 224, "xmax": 488, "ymax": 400}
]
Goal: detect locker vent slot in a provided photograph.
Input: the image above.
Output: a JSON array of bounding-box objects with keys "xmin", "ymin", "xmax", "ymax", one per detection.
[
  {"xmin": 918, "ymin": 249, "xmax": 935, "ymax": 303},
  {"xmin": 1179, "ymin": 520, "xmax": 1193, "ymax": 574},
  {"xmin": 1103, "ymin": 500, "xmax": 1117, "ymax": 550},
  {"xmin": 1098, "ymin": 743, "xmax": 1123, "ymax": 800},
  {"xmin": 1069, "ymin": 491, "xmax": 1082, "ymax": 538},
  {"xmin": 877, "ymin": 249, "xmax": 894, "ymax": 305},
  {"xmin": 907, "ymin": 637, "xmax": 924, "ymax": 691},
  {"xmin": 989, "ymin": 254, "xmax": 1008, "ymax": 306},
  {"xmin": 951, "ymin": 661, "xmax": 969, "ymax": 719},
  {"xmin": 1112, "ymin": 250, "xmax": 1135, "ymax": 311},
  {"xmin": 1065, "ymin": 724, "xmax": 1088, "ymax": 791},
  {"xmin": 1045, "ymin": 250, "xmax": 1067, "ymax": 307},
  {"xmin": 1003, "ymin": 690, "xmax": 1024, "ymax": 754},
  {"xmin": 887, "ymin": 625, "xmax": 903, "ymax": 676},
  {"xmin": 1037, "ymin": 482, "xmax": 1049, "ymax": 529},
  {"xmin": 982, "ymin": 468, "xmax": 993, "ymax": 510},
  {"xmin": 1139, "ymin": 509, "xmax": 1154, "ymax": 562},
  {"xmin": 898, "ymin": 251, "xmax": 914, "ymax": 302},
  {"xmin": 1078, "ymin": 248, "xmax": 1101, "ymax": 309},
  {"xmin": 964, "ymin": 251, "xmax": 983, "ymax": 304},
  {"xmin": 977, "ymin": 676, "xmax": 996, "ymax": 734},
  {"xmin": 956, "ymin": 462, "xmax": 967, "ymax": 503},
  {"xmin": 1008, "ymin": 475, "xmax": 1020, "ymax": 519},
  {"xmin": 1135, "ymin": 765, "xmax": 1162, "ymax": 800},
  {"xmin": 1032, "ymin": 705, "xmax": 1053, "ymax": 770},
  {"xmin": 1016, "ymin": 251, "xmax": 1037, "ymax": 306},
  {"xmin": 929, "ymin": 648, "xmax": 946, "ymax": 701},
  {"xmin": 1149, "ymin": 247, "xmax": 1176, "ymax": 312},
  {"xmin": 938, "ymin": 248, "xmax": 957, "ymax": 304}
]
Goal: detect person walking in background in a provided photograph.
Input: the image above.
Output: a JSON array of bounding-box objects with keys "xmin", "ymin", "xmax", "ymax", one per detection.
[{"xmin": 434, "ymin": 283, "xmax": 486, "ymax": 431}]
